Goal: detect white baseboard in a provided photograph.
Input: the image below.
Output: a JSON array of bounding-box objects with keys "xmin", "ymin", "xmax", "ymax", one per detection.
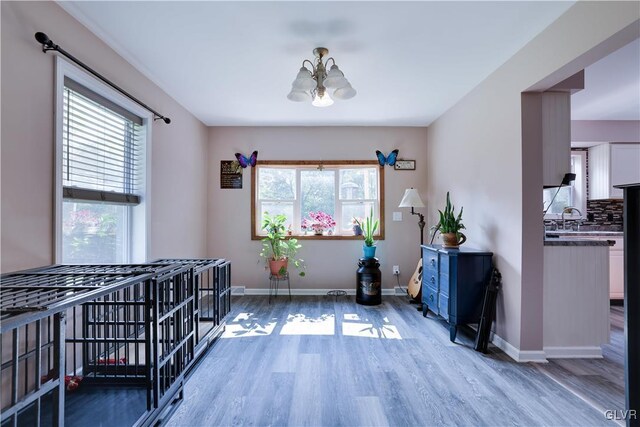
[
  {"xmin": 242, "ymin": 288, "xmax": 397, "ymax": 296},
  {"xmin": 394, "ymin": 286, "xmax": 408, "ymax": 296},
  {"xmin": 543, "ymin": 346, "xmax": 603, "ymax": 359},
  {"xmin": 491, "ymin": 333, "xmax": 548, "ymax": 363},
  {"xmin": 231, "ymin": 286, "xmax": 245, "ymax": 295}
]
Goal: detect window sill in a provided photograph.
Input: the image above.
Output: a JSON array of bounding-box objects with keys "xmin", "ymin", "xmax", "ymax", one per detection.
[{"xmin": 252, "ymin": 234, "xmax": 385, "ymax": 241}]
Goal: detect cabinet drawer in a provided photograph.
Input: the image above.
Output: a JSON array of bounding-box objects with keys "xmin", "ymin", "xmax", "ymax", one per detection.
[
  {"xmin": 439, "ymin": 254, "xmax": 450, "ymax": 275},
  {"xmin": 423, "ymin": 251, "xmax": 438, "ymax": 274},
  {"xmin": 422, "ymin": 272, "xmax": 438, "ymax": 290},
  {"xmin": 439, "ymin": 272, "xmax": 450, "ymax": 296},
  {"xmin": 423, "ymin": 284, "xmax": 438, "ymax": 313}
]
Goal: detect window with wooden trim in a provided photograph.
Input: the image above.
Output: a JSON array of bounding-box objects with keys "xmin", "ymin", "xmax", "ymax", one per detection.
[{"xmin": 252, "ymin": 161, "xmax": 385, "ymax": 240}]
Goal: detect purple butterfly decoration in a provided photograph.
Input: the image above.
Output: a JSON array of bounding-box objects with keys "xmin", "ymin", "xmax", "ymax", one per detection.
[
  {"xmin": 235, "ymin": 150, "xmax": 258, "ymax": 168},
  {"xmin": 376, "ymin": 149, "xmax": 399, "ymax": 167}
]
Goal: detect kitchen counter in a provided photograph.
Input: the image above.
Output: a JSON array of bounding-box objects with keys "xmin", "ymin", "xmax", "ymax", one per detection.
[
  {"xmin": 544, "ymin": 238, "xmax": 614, "ymax": 246},
  {"xmin": 546, "ymin": 230, "xmax": 623, "ymax": 238}
]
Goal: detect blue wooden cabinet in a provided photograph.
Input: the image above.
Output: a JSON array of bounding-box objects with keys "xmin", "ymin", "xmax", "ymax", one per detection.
[{"xmin": 421, "ymin": 245, "xmax": 493, "ymax": 342}]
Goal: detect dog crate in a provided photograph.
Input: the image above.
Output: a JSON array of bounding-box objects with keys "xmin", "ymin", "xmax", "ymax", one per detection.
[
  {"xmin": 0, "ymin": 263, "xmax": 195, "ymax": 427},
  {"xmin": 151, "ymin": 259, "xmax": 231, "ymax": 358}
]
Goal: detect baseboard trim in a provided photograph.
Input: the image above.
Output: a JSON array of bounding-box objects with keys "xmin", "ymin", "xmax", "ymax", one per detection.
[
  {"xmin": 543, "ymin": 346, "xmax": 603, "ymax": 359},
  {"xmin": 242, "ymin": 288, "xmax": 397, "ymax": 296},
  {"xmin": 231, "ymin": 286, "xmax": 245, "ymax": 295},
  {"xmin": 491, "ymin": 333, "xmax": 548, "ymax": 363}
]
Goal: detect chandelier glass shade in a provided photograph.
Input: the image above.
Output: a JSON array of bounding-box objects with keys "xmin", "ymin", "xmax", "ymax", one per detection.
[{"xmin": 288, "ymin": 47, "xmax": 356, "ymax": 107}]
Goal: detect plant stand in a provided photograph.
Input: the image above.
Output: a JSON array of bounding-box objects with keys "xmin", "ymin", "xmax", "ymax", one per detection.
[{"xmin": 269, "ymin": 272, "xmax": 291, "ymax": 303}]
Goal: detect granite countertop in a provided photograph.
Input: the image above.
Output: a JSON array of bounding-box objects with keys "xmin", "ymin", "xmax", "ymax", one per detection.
[
  {"xmin": 546, "ymin": 230, "xmax": 624, "ymax": 238},
  {"xmin": 544, "ymin": 238, "xmax": 615, "ymax": 246}
]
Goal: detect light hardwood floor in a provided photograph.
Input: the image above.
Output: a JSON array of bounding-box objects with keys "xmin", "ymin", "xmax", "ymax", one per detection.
[{"xmin": 168, "ymin": 296, "xmax": 619, "ymax": 426}]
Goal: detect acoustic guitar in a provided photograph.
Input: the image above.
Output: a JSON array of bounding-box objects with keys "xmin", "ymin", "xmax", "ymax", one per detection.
[{"xmin": 407, "ymin": 259, "xmax": 423, "ymax": 300}]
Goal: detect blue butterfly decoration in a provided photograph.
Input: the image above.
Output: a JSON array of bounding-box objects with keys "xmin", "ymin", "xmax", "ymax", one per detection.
[
  {"xmin": 376, "ymin": 149, "xmax": 399, "ymax": 167},
  {"xmin": 235, "ymin": 151, "xmax": 258, "ymax": 168}
]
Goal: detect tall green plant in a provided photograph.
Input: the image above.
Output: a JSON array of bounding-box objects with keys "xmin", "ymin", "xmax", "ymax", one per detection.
[
  {"xmin": 436, "ymin": 192, "xmax": 465, "ymax": 234},
  {"xmin": 354, "ymin": 208, "xmax": 379, "ymax": 247},
  {"xmin": 259, "ymin": 212, "xmax": 306, "ymax": 276}
]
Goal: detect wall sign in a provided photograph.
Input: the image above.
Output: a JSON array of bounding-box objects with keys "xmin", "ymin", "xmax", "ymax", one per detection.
[
  {"xmin": 394, "ymin": 160, "xmax": 416, "ymax": 170},
  {"xmin": 220, "ymin": 160, "xmax": 243, "ymax": 189}
]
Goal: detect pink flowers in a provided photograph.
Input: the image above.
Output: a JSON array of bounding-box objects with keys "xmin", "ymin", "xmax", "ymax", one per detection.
[{"xmin": 301, "ymin": 211, "xmax": 336, "ymax": 233}]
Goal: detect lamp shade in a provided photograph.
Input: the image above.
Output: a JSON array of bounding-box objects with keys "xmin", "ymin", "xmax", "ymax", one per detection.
[
  {"xmin": 292, "ymin": 67, "xmax": 316, "ymax": 91},
  {"xmin": 332, "ymin": 83, "xmax": 356, "ymax": 100},
  {"xmin": 287, "ymin": 89, "xmax": 310, "ymax": 102},
  {"xmin": 312, "ymin": 91, "xmax": 334, "ymax": 107},
  {"xmin": 398, "ymin": 188, "xmax": 425, "ymax": 208},
  {"xmin": 323, "ymin": 65, "xmax": 348, "ymax": 89}
]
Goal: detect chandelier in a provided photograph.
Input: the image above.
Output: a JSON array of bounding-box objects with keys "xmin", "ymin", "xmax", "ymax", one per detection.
[{"xmin": 287, "ymin": 47, "xmax": 356, "ymax": 107}]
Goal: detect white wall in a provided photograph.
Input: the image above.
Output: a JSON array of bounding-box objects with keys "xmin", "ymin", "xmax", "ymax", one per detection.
[
  {"xmin": 1, "ymin": 1, "xmax": 209, "ymax": 272},
  {"xmin": 207, "ymin": 127, "xmax": 427, "ymax": 291},
  {"xmin": 572, "ymin": 120, "xmax": 640, "ymax": 143},
  {"xmin": 426, "ymin": 2, "xmax": 638, "ymax": 357}
]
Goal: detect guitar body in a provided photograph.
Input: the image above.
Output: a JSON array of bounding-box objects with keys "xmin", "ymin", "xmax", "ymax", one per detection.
[{"xmin": 407, "ymin": 259, "xmax": 423, "ymax": 299}]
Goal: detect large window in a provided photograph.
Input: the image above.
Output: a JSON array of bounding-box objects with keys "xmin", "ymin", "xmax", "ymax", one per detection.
[
  {"xmin": 543, "ymin": 151, "xmax": 587, "ymax": 218},
  {"xmin": 252, "ymin": 161, "xmax": 384, "ymax": 239},
  {"xmin": 56, "ymin": 60, "xmax": 149, "ymax": 263}
]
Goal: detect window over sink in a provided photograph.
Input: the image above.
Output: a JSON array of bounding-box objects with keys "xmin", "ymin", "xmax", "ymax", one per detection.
[{"xmin": 543, "ymin": 151, "xmax": 586, "ymax": 220}]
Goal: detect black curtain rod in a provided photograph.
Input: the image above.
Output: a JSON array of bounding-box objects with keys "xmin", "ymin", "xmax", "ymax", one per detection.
[{"xmin": 35, "ymin": 32, "xmax": 171, "ymax": 124}]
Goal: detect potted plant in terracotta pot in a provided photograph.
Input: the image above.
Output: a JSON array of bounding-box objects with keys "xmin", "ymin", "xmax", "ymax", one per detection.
[
  {"xmin": 260, "ymin": 212, "xmax": 306, "ymax": 277},
  {"xmin": 434, "ymin": 192, "xmax": 466, "ymax": 248},
  {"xmin": 354, "ymin": 208, "xmax": 379, "ymax": 259}
]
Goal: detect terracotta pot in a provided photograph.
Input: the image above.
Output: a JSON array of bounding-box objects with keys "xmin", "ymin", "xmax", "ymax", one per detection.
[
  {"xmin": 269, "ymin": 259, "xmax": 288, "ymax": 276},
  {"xmin": 442, "ymin": 232, "xmax": 466, "ymax": 248}
]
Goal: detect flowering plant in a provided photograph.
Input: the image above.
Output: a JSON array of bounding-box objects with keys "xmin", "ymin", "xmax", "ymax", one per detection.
[{"xmin": 301, "ymin": 211, "xmax": 336, "ymax": 234}]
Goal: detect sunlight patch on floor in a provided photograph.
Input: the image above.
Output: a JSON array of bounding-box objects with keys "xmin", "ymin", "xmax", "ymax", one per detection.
[
  {"xmin": 280, "ymin": 313, "xmax": 335, "ymax": 335},
  {"xmin": 222, "ymin": 312, "xmax": 277, "ymax": 338},
  {"xmin": 342, "ymin": 322, "xmax": 402, "ymax": 339}
]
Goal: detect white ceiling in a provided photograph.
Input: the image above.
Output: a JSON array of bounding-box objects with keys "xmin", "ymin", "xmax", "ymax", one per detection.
[
  {"xmin": 571, "ymin": 38, "xmax": 640, "ymax": 121},
  {"xmin": 60, "ymin": 1, "xmax": 575, "ymax": 126}
]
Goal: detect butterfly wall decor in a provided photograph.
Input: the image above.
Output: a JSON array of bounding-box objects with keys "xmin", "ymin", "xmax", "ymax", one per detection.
[
  {"xmin": 234, "ymin": 151, "xmax": 258, "ymax": 168},
  {"xmin": 375, "ymin": 149, "xmax": 399, "ymax": 167}
]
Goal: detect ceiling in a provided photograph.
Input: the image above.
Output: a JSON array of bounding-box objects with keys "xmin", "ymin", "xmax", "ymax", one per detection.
[
  {"xmin": 60, "ymin": 1, "xmax": 575, "ymax": 126},
  {"xmin": 571, "ymin": 38, "xmax": 640, "ymax": 121}
]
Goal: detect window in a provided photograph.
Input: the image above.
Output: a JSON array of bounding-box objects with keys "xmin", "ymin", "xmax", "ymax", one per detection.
[
  {"xmin": 543, "ymin": 151, "xmax": 587, "ymax": 218},
  {"xmin": 252, "ymin": 161, "xmax": 384, "ymax": 239},
  {"xmin": 55, "ymin": 59, "xmax": 149, "ymax": 263}
]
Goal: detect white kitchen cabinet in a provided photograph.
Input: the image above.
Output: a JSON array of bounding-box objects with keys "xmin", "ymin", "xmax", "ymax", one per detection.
[
  {"xmin": 589, "ymin": 143, "xmax": 640, "ymax": 199},
  {"xmin": 542, "ymin": 92, "xmax": 571, "ymax": 187},
  {"xmin": 609, "ymin": 238, "xmax": 624, "ymax": 300}
]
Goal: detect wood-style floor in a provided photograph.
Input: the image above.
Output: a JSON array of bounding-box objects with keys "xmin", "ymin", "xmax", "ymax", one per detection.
[{"xmin": 168, "ymin": 296, "xmax": 619, "ymax": 426}]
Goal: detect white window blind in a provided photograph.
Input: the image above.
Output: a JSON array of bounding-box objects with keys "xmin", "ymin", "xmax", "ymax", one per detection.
[{"xmin": 62, "ymin": 78, "xmax": 144, "ymax": 204}]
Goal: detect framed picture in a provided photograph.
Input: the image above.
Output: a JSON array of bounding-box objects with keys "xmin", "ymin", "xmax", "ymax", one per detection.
[{"xmin": 394, "ymin": 160, "xmax": 416, "ymax": 170}]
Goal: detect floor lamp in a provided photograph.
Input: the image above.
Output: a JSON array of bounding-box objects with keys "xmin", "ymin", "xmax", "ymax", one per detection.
[{"xmin": 399, "ymin": 188, "xmax": 425, "ymax": 309}]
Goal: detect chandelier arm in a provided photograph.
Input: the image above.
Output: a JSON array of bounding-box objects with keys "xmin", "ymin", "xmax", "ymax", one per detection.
[
  {"xmin": 325, "ymin": 57, "xmax": 336, "ymax": 68},
  {"xmin": 302, "ymin": 59, "xmax": 315, "ymax": 72}
]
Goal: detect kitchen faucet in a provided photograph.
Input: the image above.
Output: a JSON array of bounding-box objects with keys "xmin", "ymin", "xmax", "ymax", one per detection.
[{"xmin": 562, "ymin": 207, "xmax": 583, "ymax": 230}]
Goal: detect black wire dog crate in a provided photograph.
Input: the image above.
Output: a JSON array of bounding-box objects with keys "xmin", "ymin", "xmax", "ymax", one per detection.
[
  {"xmin": 152, "ymin": 259, "xmax": 231, "ymax": 358},
  {"xmin": 0, "ymin": 263, "xmax": 195, "ymax": 427}
]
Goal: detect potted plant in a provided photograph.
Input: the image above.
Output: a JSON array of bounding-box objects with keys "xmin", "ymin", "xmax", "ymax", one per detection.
[
  {"xmin": 301, "ymin": 211, "xmax": 336, "ymax": 236},
  {"xmin": 260, "ymin": 212, "xmax": 306, "ymax": 277},
  {"xmin": 434, "ymin": 192, "xmax": 466, "ymax": 248},
  {"xmin": 354, "ymin": 208, "xmax": 379, "ymax": 259}
]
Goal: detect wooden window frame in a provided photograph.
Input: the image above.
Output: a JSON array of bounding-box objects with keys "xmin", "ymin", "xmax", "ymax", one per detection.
[{"xmin": 251, "ymin": 160, "xmax": 385, "ymax": 240}]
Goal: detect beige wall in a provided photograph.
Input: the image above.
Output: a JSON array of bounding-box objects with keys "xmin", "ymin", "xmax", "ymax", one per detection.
[
  {"xmin": 1, "ymin": 1, "xmax": 209, "ymax": 272},
  {"xmin": 426, "ymin": 2, "xmax": 639, "ymax": 356},
  {"xmin": 207, "ymin": 126, "xmax": 427, "ymax": 291}
]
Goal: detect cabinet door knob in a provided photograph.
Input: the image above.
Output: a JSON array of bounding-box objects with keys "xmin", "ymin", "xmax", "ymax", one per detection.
[
  {"xmin": 429, "ymin": 294, "xmax": 434, "ymax": 301},
  {"xmin": 430, "ymin": 276, "xmax": 435, "ymax": 284},
  {"xmin": 430, "ymin": 259, "xmax": 435, "ymax": 266}
]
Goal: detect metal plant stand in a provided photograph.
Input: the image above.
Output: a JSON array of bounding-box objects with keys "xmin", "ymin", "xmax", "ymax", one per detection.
[{"xmin": 269, "ymin": 273, "xmax": 291, "ymax": 303}]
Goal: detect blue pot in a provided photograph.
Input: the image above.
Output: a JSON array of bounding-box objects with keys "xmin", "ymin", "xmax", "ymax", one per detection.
[{"xmin": 363, "ymin": 245, "xmax": 376, "ymax": 259}]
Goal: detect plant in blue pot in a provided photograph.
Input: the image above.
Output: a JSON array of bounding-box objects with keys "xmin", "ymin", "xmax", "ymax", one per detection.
[{"xmin": 354, "ymin": 209, "xmax": 379, "ymax": 259}]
